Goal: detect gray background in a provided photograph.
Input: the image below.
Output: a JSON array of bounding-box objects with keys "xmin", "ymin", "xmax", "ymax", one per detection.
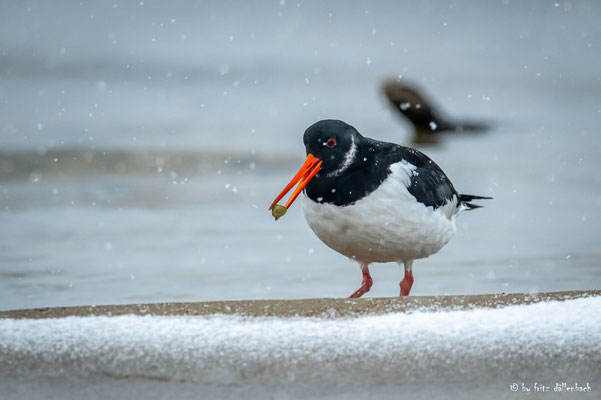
[{"xmin": 1, "ymin": 0, "xmax": 600, "ymax": 310}]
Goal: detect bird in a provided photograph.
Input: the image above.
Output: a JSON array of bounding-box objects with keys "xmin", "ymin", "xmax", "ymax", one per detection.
[
  {"xmin": 269, "ymin": 119, "xmax": 491, "ymax": 298},
  {"xmin": 382, "ymin": 79, "xmax": 490, "ymax": 145}
]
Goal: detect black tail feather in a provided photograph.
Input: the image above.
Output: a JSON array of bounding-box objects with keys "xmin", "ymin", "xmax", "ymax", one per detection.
[{"xmin": 459, "ymin": 194, "xmax": 492, "ymax": 210}]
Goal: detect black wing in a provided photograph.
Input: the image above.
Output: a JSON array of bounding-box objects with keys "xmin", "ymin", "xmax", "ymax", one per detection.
[{"xmin": 384, "ymin": 144, "xmax": 459, "ymax": 209}]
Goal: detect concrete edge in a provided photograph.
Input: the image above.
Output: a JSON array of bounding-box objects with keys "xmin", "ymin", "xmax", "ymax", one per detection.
[{"xmin": 1, "ymin": 290, "xmax": 600, "ymax": 319}]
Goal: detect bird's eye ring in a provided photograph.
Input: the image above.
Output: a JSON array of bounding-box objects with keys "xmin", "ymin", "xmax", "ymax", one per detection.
[{"xmin": 326, "ymin": 137, "xmax": 337, "ymax": 147}]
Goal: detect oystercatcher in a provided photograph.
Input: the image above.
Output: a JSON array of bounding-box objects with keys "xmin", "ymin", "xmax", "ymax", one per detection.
[
  {"xmin": 382, "ymin": 79, "xmax": 490, "ymax": 145},
  {"xmin": 269, "ymin": 120, "xmax": 490, "ymax": 298}
]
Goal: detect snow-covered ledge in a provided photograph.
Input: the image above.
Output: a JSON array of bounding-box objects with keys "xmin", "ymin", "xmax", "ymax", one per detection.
[{"xmin": 1, "ymin": 291, "xmax": 600, "ymax": 399}]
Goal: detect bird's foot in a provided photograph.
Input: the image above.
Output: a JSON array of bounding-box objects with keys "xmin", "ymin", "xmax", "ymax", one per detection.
[
  {"xmin": 349, "ymin": 279, "xmax": 372, "ymax": 298},
  {"xmin": 399, "ymin": 270, "xmax": 414, "ymax": 296},
  {"xmin": 349, "ymin": 268, "xmax": 373, "ymax": 298}
]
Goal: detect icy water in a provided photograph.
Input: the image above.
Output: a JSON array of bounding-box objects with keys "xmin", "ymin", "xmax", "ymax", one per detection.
[{"xmin": 1, "ymin": 0, "xmax": 601, "ymax": 311}]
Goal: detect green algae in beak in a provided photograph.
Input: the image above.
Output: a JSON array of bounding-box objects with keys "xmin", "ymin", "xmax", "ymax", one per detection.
[{"xmin": 271, "ymin": 204, "xmax": 288, "ymax": 221}]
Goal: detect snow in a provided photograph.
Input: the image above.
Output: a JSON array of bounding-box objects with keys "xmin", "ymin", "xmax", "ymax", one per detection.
[{"xmin": 1, "ymin": 297, "xmax": 600, "ymax": 390}]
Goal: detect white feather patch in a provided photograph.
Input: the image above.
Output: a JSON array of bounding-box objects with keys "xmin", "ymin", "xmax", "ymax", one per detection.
[{"xmin": 327, "ymin": 136, "xmax": 357, "ymax": 178}]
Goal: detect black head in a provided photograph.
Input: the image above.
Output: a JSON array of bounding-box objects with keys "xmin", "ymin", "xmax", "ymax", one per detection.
[
  {"xmin": 303, "ymin": 119, "xmax": 363, "ymax": 175},
  {"xmin": 269, "ymin": 120, "xmax": 370, "ymax": 212}
]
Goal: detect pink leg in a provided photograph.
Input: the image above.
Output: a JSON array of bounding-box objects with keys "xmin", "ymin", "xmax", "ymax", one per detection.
[
  {"xmin": 400, "ymin": 260, "xmax": 414, "ymax": 296},
  {"xmin": 349, "ymin": 265, "xmax": 373, "ymax": 298}
]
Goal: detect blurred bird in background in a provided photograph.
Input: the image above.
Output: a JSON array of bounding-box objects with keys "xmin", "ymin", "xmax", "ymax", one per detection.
[{"xmin": 382, "ymin": 78, "xmax": 491, "ymax": 145}]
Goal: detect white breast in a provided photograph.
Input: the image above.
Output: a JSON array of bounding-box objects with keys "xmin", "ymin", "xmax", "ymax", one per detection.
[{"xmin": 302, "ymin": 161, "xmax": 460, "ymax": 264}]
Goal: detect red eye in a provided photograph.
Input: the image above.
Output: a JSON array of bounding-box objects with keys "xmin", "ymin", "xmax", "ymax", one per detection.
[{"xmin": 326, "ymin": 137, "xmax": 337, "ymax": 147}]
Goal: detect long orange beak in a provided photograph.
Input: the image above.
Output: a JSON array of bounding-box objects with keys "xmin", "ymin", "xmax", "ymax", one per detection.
[{"xmin": 269, "ymin": 153, "xmax": 323, "ymax": 210}]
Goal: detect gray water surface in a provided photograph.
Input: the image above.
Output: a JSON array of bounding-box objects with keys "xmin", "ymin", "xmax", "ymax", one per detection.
[{"xmin": 1, "ymin": 0, "xmax": 601, "ymax": 311}]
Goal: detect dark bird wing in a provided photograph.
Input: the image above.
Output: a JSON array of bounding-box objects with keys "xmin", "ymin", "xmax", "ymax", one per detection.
[{"xmin": 383, "ymin": 143, "xmax": 459, "ymax": 209}]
